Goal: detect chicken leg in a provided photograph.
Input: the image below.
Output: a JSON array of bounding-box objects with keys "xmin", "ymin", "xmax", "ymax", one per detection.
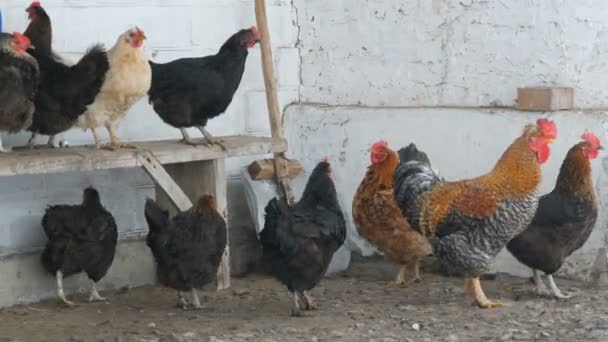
[
  {"xmin": 176, "ymin": 291, "xmax": 189, "ymax": 310},
  {"xmin": 394, "ymin": 264, "xmax": 406, "ymax": 285},
  {"xmin": 0, "ymin": 135, "xmax": 11, "ymax": 153},
  {"xmin": 300, "ymin": 291, "xmax": 317, "ymax": 311},
  {"xmin": 179, "ymin": 128, "xmax": 203, "ymax": 146},
  {"xmin": 26, "ymin": 133, "xmax": 58, "ymax": 149},
  {"xmin": 532, "ymin": 269, "xmax": 551, "ymax": 296},
  {"xmin": 101, "ymin": 123, "xmax": 137, "ymax": 151},
  {"xmin": 196, "ymin": 126, "xmax": 227, "ymax": 151},
  {"xmin": 412, "ymin": 259, "xmax": 422, "ymax": 283},
  {"xmin": 190, "ymin": 288, "xmax": 203, "ymax": 310},
  {"xmin": 467, "ymin": 276, "xmax": 502, "ymax": 308},
  {"xmin": 88, "ymin": 280, "xmax": 107, "ymax": 302},
  {"xmin": 546, "ymin": 274, "xmax": 573, "ymax": 299},
  {"xmin": 56, "ymin": 270, "xmax": 76, "ymax": 307},
  {"xmin": 289, "ymin": 291, "xmax": 302, "ymax": 317}
]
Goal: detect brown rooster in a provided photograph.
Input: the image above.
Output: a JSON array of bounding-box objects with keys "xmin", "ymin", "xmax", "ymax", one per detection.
[
  {"xmin": 507, "ymin": 131, "xmax": 601, "ymax": 299},
  {"xmin": 353, "ymin": 140, "xmax": 432, "ymax": 285},
  {"xmin": 393, "ymin": 119, "xmax": 557, "ymax": 308}
]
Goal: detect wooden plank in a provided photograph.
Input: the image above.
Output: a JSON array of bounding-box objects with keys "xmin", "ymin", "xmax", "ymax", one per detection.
[
  {"xmin": 138, "ymin": 151, "xmax": 193, "ymax": 212},
  {"xmin": 0, "ymin": 135, "xmax": 287, "ymax": 177},
  {"xmin": 247, "ymin": 158, "xmax": 303, "ymax": 180},
  {"xmin": 255, "ymin": 0, "xmax": 295, "ymax": 204},
  {"xmin": 154, "ymin": 159, "xmax": 230, "ymax": 291}
]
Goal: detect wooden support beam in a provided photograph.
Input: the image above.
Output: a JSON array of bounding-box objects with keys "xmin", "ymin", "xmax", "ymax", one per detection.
[
  {"xmin": 154, "ymin": 158, "xmax": 231, "ymax": 291},
  {"xmin": 247, "ymin": 158, "xmax": 303, "ymax": 180},
  {"xmin": 138, "ymin": 151, "xmax": 193, "ymax": 211},
  {"xmin": 255, "ymin": 0, "xmax": 295, "ymax": 205}
]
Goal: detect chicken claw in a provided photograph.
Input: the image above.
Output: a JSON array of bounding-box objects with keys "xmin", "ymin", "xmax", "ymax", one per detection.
[
  {"xmin": 467, "ymin": 276, "xmax": 503, "ymax": 309},
  {"xmin": 176, "ymin": 291, "xmax": 189, "ymax": 310},
  {"xmin": 300, "ymin": 291, "xmax": 317, "ymax": 311},
  {"xmin": 546, "ymin": 274, "xmax": 573, "ymax": 299},
  {"xmin": 289, "ymin": 291, "xmax": 302, "ymax": 317},
  {"xmin": 88, "ymin": 281, "xmax": 107, "ymax": 303},
  {"xmin": 196, "ymin": 126, "xmax": 227, "ymax": 151}
]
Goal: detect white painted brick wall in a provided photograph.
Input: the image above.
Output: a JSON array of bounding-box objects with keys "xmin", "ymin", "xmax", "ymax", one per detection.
[
  {"xmin": 0, "ymin": 0, "xmax": 299, "ymax": 256},
  {"xmin": 294, "ymin": 0, "xmax": 608, "ymax": 109}
]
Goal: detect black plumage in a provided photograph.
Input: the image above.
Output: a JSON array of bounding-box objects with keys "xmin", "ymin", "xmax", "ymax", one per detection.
[
  {"xmin": 260, "ymin": 160, "xmax": 346, "ymax": 316},
  {"xmin": 147, "ymin": 27, "xmax": 260, "ymax": 147},
  {"xmin": 26, "ymin": 45, "xmax": 109, "ymax": 147},
  {"xmin": 144, "ymin": 195, "xmax": 227, "ymax": 310},
  {"xmin": 0, "ymin": 32, "xmax": 39, "ymax": 151},
  {"xmin": 41, "ymin": 187, "xmax": 118, "ymax": 306}
]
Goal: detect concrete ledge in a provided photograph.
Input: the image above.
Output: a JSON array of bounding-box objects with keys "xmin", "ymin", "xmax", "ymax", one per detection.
[{"xmin": 0, "ymin": 239, "xmax": 155, "ymax": 308}]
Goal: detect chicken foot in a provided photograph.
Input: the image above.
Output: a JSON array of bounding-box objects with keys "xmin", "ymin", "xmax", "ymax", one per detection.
[
  {"xmin": 393, "ymin": 262, "xmax": 422, "ymax": 286},
  {"xmin": 88, "ymin": 280, "xmax": 107, "ymax": 302},
  {"xmin": 546, "ymin": 274, "xmax": 573, "ymax": 299},
  {"xmin": 196, "ymin": 126, "xmax": 227, "ymax": 151},
  {"xmin": 288, "ymin": 291, "xmax": 302, "ymax": 317},
  {"xmin": 532, "ymin": 269, "xmax": 552, "ymax": 296},
  {"xmin": 300, "ymin": 291, "xmax": 317, "ymax": 311},
  {"xmin": 26, "ymin": 133, "xmax": 59, "ymax": 149},
  {"xmin": 100, "ymin": 123, "xmax": 137, "ymax": 151},
  {"xmin": 56, "ymin": 270, "xmax": 76, "ymax": 307},
  {"xmin": 176, "ymin": 291, "xmax": 189, "ymax": 310},
  {"xmin": 179, "ymin": 128, "xmax": 205, "ymax": 146},
  {"xmin": 466, "ymin": 276, "xmax": 503, "ymax": 309},
  {"xmin": 190, "ymin": 288, "xmax": 203, "ymax": 310},
  {"xmin": 0, "ymin": 135, "xmax": 12, "ymax": 153}
]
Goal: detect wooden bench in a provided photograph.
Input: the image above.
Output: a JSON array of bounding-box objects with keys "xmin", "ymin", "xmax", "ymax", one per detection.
[{"xmin": 3, "ymin": 135, "xmax": 287, "ymax": 291}]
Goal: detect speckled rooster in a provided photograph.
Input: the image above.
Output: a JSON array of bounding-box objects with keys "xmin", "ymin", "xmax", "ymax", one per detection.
[{"xmin": 393, "ymin": 119, "xmax": 557, "ymax": 308}]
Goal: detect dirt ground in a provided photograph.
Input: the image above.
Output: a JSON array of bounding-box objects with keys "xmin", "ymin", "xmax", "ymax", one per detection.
[{"xmin": 0, "ymin": 256, "xmax": 606, "ymax": 342}]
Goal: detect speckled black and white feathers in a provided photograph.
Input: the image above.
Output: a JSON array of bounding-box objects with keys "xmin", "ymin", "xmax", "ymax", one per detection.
[
  {"xmin": 144, "ymin": 197, "xmax": 227, "ymax": 291},
  {"xmin": 393, "ymin": 143, "xmax": 442, "ymax": 234},
  {"xmin": 40, "ymin": 187, "xmax": 118, "ymax": 282},
  {"xmin": 260, "ymin": 161, "xmax": 346, "ymax": 292}
]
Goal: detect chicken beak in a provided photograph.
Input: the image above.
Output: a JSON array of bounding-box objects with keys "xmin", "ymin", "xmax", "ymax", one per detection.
[
  {"xmin": 29, "ymin": 44, "xmax": 36, "ymax": 50},
  {"xmin": 598, "ymin": 145, "xmax": 604, "ymax": 150}
]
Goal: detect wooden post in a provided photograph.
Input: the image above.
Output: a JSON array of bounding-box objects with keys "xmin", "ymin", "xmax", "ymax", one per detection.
[
  {"xmin": 155, "ymin": 159, "xmax": 231, "ymax": 290},
  {"xmin": 255, "ymin": 0, "xmax": 295, "ymax": 205}
]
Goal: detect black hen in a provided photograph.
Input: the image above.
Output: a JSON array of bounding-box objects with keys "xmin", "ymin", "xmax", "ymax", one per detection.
[
  {"xmin": 0, "ymin": 32, "xmax": 39, "ymax": 152},
  {"xmin": 144, "ymin": 195, "xmax": 227, "ymax": 310},
  {"xmin": 41, "ymin": 187, "xmax": 118, "ymax": 306},
  {"xmin": 24, "ymin": 1, "xmax": 54, "ymax": 58},
  {"xmin": 148, "ymin": 27, "xmax": 260, "ymax": 149},
  {"xmin": 26, "ymin": 45, "xmax": 109, "ymax": 147},
  {"xmin": 260, "ymin": 160, "xmax": 346, "ymax": 316},
  {"xmin": 507, "ymin": 132, "xmax": 601, "ymax": 299}
]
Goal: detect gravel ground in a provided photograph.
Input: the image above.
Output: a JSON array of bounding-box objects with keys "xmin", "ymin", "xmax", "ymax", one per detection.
[{"xmin": 0, "ymin": 256, "xmax": 606, "ymax": 342}]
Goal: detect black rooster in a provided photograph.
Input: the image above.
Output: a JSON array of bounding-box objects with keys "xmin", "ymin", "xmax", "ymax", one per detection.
[
  {"xmin": 0, "ymin": 32, "xmax": 39, "ymax": 152},
  {"xmin": 41, "ymin": 187, "xmax": 118, "ymax": 306},
  {"xmin": 24, "ymin": 1, "xmax": 53, "ymax": 58},
  {"xmin": 148, "ymin": 27, "xmax": 260, "ymax": 149},
  {"xmin": 260, "ymin": 159, "xmax": 346, "ymax": 316},
  {"xmin": 144, "ymin": 195, "xmax": 227, "ymax": 310}
]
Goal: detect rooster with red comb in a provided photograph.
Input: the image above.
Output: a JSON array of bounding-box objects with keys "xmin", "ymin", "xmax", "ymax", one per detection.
[
  {"xmin": 393, "ymin": 119, "xmax": 557, "ymax": 308},
  {"xmin": 508, "ymin": 131, "xmax": 601, "ymax": 299},
  {"xmin": 24, "ymin": 1, "xmax": 53, "ymax": 57}
]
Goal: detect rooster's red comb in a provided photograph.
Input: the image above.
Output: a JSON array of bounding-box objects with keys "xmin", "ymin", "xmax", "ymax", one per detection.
[
  {"xmin": 536, "ymin": 118, "xmax": 557, "ymax": 139},
  {"xmin": 582, "ymin": 131, "xmax": 601, "ymax": 148},
  {"xmin": 250, "ymin": 26, "xmax": 260, "ymax": 39},
  {"xmin": 323, "ymin": 156, "xmax": 329, "ymax": 163},
  {"xmin": 12, "ymin": 32, "xmax": 31, "ymax": 45},
  {"xmin": 371, "ymin": 140, "xmax": 389, "ymax": 150},
  {"xmin": 29, "ymin": 1, "xmax": 41, "ymax": 8}
]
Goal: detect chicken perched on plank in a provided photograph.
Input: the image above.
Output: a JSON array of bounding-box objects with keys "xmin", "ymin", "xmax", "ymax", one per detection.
[
  {"xmin": 24, "ymin": 1, "xmax": 53, "ymax": 57},
  {"xmin": 507, "ymin": 132, "xmax": 601, "ymax": 299},
  {"xmin": 0, "ymin": 32, "xmax": 38, "ymax": 152},
  {"xmin": 144, "ymin": 196, "xmax": 227, "ymax": 310},
  {"xmin": 260, "ymin": 159, "xmax": 346, "ymax": 316},
  {"xmin": 41, "ymin": 187, "xmax": 118, "ymax": 306},
  {"xmin": 393, "ymin": 119, "xmax": 557, "ymax": 308},
  {"xmin": 148, "ymin": 27, "xmax": 260, "ymax": 149},
  {"xmin": 77, "ymin": 27, "xmax": 151, "ymax": 150},
  {"xmin": 353, "ymin": 141, "xmax": 431, "ymax": 285}
]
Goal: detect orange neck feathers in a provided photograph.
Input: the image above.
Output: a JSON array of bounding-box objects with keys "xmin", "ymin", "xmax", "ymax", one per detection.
[{"xmin": 368, "ymin": 149, "xmax": 399, "ymax": 190}]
